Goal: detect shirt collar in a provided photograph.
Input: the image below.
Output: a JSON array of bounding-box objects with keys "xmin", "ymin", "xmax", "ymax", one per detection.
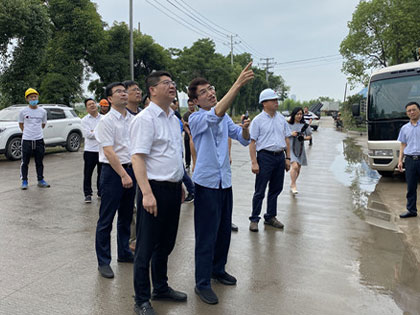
[
  {"xmin": 109, "ymin": 107, "xmax": 129, "ymax": 120},
  {"xmin": 149, "ymin": 101, "xmax": 174, "ymax": 118},
  {"xmin": 262, "ymin": 110, "xmax": 277, "ymax": 118}
]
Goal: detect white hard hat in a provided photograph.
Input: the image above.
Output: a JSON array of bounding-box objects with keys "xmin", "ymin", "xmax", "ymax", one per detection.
[{"xmin": 259, "ymin": 88, "xmax": 279, "ymax": 104}]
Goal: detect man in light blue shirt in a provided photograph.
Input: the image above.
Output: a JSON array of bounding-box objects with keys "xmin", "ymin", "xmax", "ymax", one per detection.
[
  {"xmin": 188, "ymin": 62, "xmax": 254, "ymax": 305},
  {"xmin": 397, "ymin": 101, "xmax": 420, "ymax": 218},
  {"xmin": 248, "ymin": 89, "xmax": 291, "ymax": 232}
]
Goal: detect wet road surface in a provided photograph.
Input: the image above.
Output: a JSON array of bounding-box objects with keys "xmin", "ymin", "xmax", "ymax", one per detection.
[{"xmin": 1, "ymin": 117, "xmax": 419, "ymax": 315}]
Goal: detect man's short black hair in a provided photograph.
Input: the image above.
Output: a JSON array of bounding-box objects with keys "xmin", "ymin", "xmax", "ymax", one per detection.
[
  {"xmin": 84, "ymin": 98, "xmax": 95, "ymax": 106},
  {"xmin": 188, "ymin": 78, "xmax": 209, "ymax": 100},
  {"xmin": 105, "ymin": 82, "xmax": 125, "ymax": 98},
  {"xmin": 145, "ymin": 71, "xmax": 172, "ymax": 96},
  {"xmin": 123, "ymin": 80, "xmax": 140, "ymax": 90},
  {"xmin": 405, "ymin": 101, "xmax": 420, "ymax": 109}
]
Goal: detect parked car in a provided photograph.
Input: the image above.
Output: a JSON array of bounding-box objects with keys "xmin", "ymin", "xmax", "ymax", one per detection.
[
  {"xmin": 305, "ymin": 111, "xmax": 320, "ymax": 131},
  {"xmin": 0, "ymin": 104, "xmax": 82, "ymax": 160}
]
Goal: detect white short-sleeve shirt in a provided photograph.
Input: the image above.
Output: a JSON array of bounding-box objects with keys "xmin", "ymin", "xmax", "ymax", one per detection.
[
  {"xmin": 81, "ymin": 113, "xmax": 102, "ymax": 152},
  {"xmin": 94, "ymin": 108, "xmax": 132, "ymax": 164},
  {"xmin": 250, "ymin": 111, "xmax": 291, "ymax": 152},
  {"xmin": 18, "ymin": 106, "xmax": 47, "ymax": 141},
  {"xmin": 129, "ymin": 102, "xmax": 184, "ymax": 182}
]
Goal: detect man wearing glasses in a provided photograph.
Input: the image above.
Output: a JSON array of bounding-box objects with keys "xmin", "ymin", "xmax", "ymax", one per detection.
[
  {"xmin": 188, "ymin": 62, "xmax": 254, "ymax": 305},
  {"xmin": 94, "ymin": 82, "xmax": 136, "ymax": 279},
  {"xmin": 130, "ymin": 71, "xmax": 186, "ymax": 315},
  {"xmin": 124, "ymin": 80, "xmax": 143, "ymax": 115}
]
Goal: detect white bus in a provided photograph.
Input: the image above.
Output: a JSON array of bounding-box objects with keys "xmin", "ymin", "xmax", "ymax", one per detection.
[{"xmin": 366, "ymin": 61, "xmax": 420, "ymax": 176}]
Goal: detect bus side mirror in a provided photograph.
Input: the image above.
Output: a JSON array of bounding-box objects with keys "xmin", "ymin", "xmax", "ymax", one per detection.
[{"xmin": 352, "ymin": 104, "xmax": 360, "ymax": 117}]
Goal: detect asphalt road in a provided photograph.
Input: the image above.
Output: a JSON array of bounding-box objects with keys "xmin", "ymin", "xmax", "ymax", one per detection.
[{"xmin": 0, "ymin": 117, "xmax": 419, "ymax": 315}]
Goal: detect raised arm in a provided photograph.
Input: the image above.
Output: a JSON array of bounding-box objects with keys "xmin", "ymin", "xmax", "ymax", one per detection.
[{"xmin": 214, "ymin": 62, "xmax": 254, "ymax": 117}]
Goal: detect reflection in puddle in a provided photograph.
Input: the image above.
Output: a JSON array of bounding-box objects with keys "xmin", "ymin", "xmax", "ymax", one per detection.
[
  {"xmin": 329, "ymin": 137, "xmax": 380, "ymax": 217},
  {"xmin": 330, "ymin": 136, "xmax": 420, "ymax": 313}
]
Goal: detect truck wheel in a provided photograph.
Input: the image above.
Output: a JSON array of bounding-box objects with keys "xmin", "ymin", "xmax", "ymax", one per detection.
[
  {"xmin": 66, "ymin": 132, "xmax": 81, "ymax": 152},
  {"xmin": 5, "ymin": 137, "xmax": 22, "ymax": 160}
]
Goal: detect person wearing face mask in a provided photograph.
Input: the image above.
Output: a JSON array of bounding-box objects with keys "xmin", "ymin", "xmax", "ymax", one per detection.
[{"xmin": 18, "ymin": 88, "xmax": 49, "ymax": 190}]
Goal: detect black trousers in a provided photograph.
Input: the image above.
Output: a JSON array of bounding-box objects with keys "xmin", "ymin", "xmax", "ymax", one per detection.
[
  {"xmin": 83, "ymin": 151, "xmax": 102, "ymax": 197},
  {"xmin": 184, "ymin": 133, "xmax": 191, "ymax": 168},
  {"xmin": 134, "ymin": 180, "xmax": 182, "ymax": 304},
  {"xmin": 20, "ymin": 139, "xmax": 45, "ymax": 181}
]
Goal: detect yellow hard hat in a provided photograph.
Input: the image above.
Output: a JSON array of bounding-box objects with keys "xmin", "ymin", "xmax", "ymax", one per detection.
[{"xmin": 25, "ymin": 88, "xmax": 39, "ymax": 98}]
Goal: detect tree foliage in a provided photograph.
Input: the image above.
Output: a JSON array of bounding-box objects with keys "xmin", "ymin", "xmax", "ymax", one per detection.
[
  {"xmin": 40, "ymin": 0, "xmax": 104, "ymax": 104},
  {"xmin": 0, "ymin": 0, "xmax": 50, "ymax": 106},
  {"xmin": 0, "ymin": 1, "xmax": 289, "ymax": 110},
  {"xmin": 340, "ymin": 0, "xmax": 420, "ymax": 87}
]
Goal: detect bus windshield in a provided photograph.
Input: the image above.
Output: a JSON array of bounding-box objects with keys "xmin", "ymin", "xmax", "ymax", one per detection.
[{"xmin": 368, "ymin": 75, "xmax": 420, "ymax": 120}]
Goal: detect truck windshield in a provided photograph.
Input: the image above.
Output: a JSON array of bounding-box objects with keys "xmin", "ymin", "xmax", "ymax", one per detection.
[{"xmin": 368, "ymin": 75, "xmax": 420, "ymax": 120}]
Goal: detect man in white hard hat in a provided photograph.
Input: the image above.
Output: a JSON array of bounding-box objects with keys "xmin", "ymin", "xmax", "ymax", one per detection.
[
  {"xmin": 19, "ymin": 88, "xmax": 50, "ymax": 190},
  {"xmin": 248, "ymin": 88, "xmax": 291, "ymax": 232}
]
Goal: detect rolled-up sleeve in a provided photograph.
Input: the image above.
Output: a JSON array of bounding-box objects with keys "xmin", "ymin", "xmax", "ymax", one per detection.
[{"xmin": 227, "ymin": 116, "xmax": 250, "ymax": 146}]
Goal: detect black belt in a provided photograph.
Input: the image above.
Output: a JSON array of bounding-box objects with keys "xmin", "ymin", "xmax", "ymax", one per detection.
[
  {"xmin": 103, "ymin": 163, "xmax": 132, "ymax": 168},
  {"xmin": 406, "ymin": 155, "xmax": 420, "ymax": 160},
  {"xmin": 259, "ymin": 149, "xmax": 285, "ymax": 156},
  {"xmin": 149, "ymin": 180, "xmax": 182, "ymax": 188}
]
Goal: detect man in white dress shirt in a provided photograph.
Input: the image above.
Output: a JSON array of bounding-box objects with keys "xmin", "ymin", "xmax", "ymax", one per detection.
[
  {"xmin": 81, "ymin": 98, "xmax": 102, "ymax": 203},
  {"xmin": 130, "ymin": 71, "xmax": 186, "ymax": 315},
  {"xmin": 94, "ymin": 82, "xmax": 136, "ymax": 279}
]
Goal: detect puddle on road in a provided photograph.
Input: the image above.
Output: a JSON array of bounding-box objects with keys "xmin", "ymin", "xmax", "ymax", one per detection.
[
  {"xmin": 330, "ymin": 135, "xmax": 420, "ymax": 314},
  {"xmin": 330, "ymin": 137, "xmax": 381, "ymax": 218}
]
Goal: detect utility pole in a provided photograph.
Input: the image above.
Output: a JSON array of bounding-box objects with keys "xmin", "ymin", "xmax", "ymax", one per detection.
[
  {"xmin": 259, "ymin": 58, "xmax": 276, "ymax": 83},
  {"xmin": 129, "ymin": 0, "xmax": 134, "ymax": 80},
  {"xmin": 224, "ymin": 35, "xmax": 241, "ymax": 66}
]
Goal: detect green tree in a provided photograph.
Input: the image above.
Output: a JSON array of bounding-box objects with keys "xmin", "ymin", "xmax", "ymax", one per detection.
[
  {"xmin": 0, "ymin": 0, "xmax": 50, "ymax": 107},
  {"xmin": 340, "ymin": 0, "xmax": 420, "ymax": 86},
  {"xmin": 40, "ymin": 0, "xmax": 104, "ymax": 104},
  {"xmin": 88, "ymin": 23, "xmax": 172, "ymax": 99}
]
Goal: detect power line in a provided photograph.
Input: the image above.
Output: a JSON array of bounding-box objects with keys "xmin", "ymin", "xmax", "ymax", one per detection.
[
  {"xmin": 146, "ymin": 0, "xmax": 269, "ymax": 59},
  {"xmin": 275, "ymin": 59, "xmax": 343, "ymax": 71},
  {"xmin": 275, "ymin": 54, "xmax": 342, "ymax": 66}
]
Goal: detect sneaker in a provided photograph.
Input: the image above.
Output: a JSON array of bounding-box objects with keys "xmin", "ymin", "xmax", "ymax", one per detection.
[
  {"xmin": 264, "ymin": 217, "xmax": 284, "ymax": 229},
  {"xmin": 84, "ymin": 195, "xmax": 92, "ymax": 203},
  {"xmin": 38, "ymin": 179, "xmax": 50, "ymax": 188},
  {"xmin": 21, "ymin": 180, "xmax": 28, "ymax": 190},
  {"xmin": 184, "ymin": 193, "xmax": 194, "ymax": 203},
  {"xmin": 249, "ymin": 221, "xmax": 258, "ymax": 232}
]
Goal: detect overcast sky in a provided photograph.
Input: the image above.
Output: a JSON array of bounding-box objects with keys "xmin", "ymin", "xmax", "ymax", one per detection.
[{"xmin": 92, "ymin": 0, "xmax": 363, "ymax": 101}]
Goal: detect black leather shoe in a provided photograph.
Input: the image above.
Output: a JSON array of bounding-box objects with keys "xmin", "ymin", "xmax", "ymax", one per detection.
[
  {"xmin": 194, "ymin": 287, "xmax": 218, "ymax": 304},
  {"xmin": 231, "ymin": 223, "xmax": 239, "ymax": 232},
  {"xmin": 152, "ymin": 287, "xmax": 187, "ymax": 302},
  {"xmin": 98, "ymin": 265, "xmax": 114, "ymax": 278},
  {"xmin": 134, "ymin": 301, "xmax": 155, "ymax": 315},
  {"xmin": 117, "ymin": 255, "xmax": 134, "ymax": 263},
  {"xmin": 211, "ymin": 272, "xmax": 237, "ymax": 285},
  {"xmin": 399, "ymin": 211, "xmax": 417, "ymax": 218}
]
